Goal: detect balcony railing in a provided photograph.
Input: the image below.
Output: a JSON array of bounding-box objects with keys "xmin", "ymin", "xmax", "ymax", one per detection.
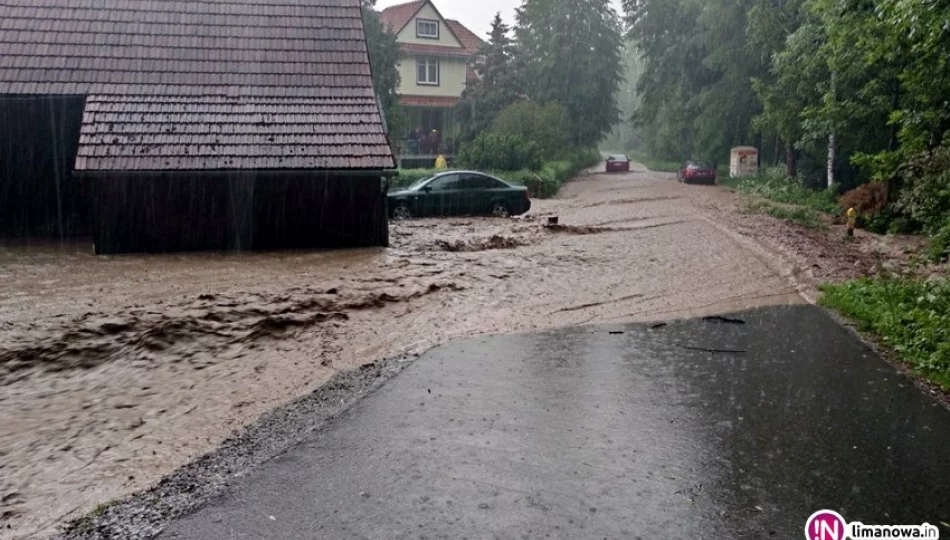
[{"xmin": 394, "ymin": 138, "xmax": 457, "ymax": 169}]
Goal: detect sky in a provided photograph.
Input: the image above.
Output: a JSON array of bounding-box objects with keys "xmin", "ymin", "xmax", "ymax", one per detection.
[{"xmin": 376, "ymin": 0, "xmax": 625, "ymax": 37}]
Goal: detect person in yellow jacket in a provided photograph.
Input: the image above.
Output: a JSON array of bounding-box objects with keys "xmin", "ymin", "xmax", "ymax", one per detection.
[{"xmin": 434, "ymin": 154, "xmax": 448, "ymax": 170}]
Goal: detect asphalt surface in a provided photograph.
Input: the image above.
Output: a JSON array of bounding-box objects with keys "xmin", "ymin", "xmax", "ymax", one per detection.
[{"xmin": 161, "ymin": 305, "xmax": 950, "ymax": 539}]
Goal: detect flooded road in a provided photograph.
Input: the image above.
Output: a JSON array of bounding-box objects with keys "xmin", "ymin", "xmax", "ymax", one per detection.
[{"xmin": 1, "ymin": 166, "xmax": 808, "ymax": 539}]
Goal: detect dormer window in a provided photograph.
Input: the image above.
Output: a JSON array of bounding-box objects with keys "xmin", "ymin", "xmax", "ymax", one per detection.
[{"xmin": 416, "ymin": 18, "xmax": 439, "ymax": 39}]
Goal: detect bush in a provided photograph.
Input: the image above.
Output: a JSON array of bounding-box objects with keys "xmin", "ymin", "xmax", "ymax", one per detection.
[
  {"xmin": 895, "ymin": 147, "xmax": 950, "ymax": 234},
  {"xmin": 839, "ymin": 182, "xmax": 888, "ymax": 219},
  {"xmin": 491, "ymin": 102, "xmax": 570, "ymax": 161},
  {"xmin": 819, "ymin": 277, "xmax": 950, "ymax": 389},
  {"xmin": 458, "ymin": 132, "xmax": 543, "ymax": 172},
  {"xmin": 928, "ymin": 223, "xmax": 950, "ymax": 263},
  {"xmin": 502, "ymin": 148, "xmax": 601, "ymax": 198}
]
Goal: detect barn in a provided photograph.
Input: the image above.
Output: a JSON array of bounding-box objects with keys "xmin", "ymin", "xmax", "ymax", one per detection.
[{"xmin": 0, "ymin": 0, "xmax": 396, "ymax": 254}]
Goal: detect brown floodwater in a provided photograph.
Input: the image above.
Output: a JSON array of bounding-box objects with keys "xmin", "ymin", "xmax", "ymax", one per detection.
[{"xmin": 1, "ymin": 168, "xmax": 809, "ymax": 539}]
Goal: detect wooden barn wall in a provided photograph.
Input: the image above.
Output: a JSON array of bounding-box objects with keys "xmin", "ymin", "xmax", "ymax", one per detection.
[
  {"xmin": 91, "ymin": 173, "xmax": 388, "ymax": 254},
  {"xmin": 0, "ymin": 96, "xmax": 89, "ymax": 239}
]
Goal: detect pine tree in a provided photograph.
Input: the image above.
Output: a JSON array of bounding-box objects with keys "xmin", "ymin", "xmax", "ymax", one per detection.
[
  {"xmin": 455, "ymin": 13, "xmax": 520, "ymax": 144},
  {"xmin": 361, "ymin": 0, "xmax": 402, "ymax": 134}
]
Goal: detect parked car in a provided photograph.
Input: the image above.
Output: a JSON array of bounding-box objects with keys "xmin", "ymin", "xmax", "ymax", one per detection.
[
  {"xmin": 677, "ymin": 161, "xmax": 718, "ymax": 184},
  {"xmin": 605, "ymin": 155, "xmax": 631, "ymax": 172},
  {"xmin": 388, "ymin": 171, "xmax": 531, "ymax": 219}
]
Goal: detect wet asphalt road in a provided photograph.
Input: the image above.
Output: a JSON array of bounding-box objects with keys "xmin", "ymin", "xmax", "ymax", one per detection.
[{"xmin": 162, "ymin": 305, "xmax": 950, "ymax": 539}]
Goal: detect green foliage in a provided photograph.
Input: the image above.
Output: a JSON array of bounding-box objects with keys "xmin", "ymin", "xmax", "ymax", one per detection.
[
  {"xmin": 455, "ymin": 13, "xmax": 520, "ymax": 144},
  {"xmin": 361, "ymin": 0, "xmax": 402, "ymax": 134},
  {"xmin": 491, "ymin": 102, "xmax": 570, "ymax": 161},
  {"xmin": 894, "ymin": 147, "xmax": 950, "ymax": 234},
  {"xmin": 732, "ymin": 168, "xmax": 840, "ymax": 214},
  {"xmin": 927, "ymin": 224, "xmax": 950, "ymax": 263},
  {"xmin": 458, "ymin": 132, "xmax": 543, "ymax": 172},
  {"xmin": 505, "ymin": 148, "xmax": 602, "ymax": 197},
  {"xmin": 819, "ymin": 278, "xmax": 950, "ymax": 389},
  {"xmin": 515, "ymin": 0, "xmax": 624, "ymax": 146}
]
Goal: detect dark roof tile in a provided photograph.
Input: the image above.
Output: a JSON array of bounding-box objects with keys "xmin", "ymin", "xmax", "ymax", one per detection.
[{"xmin": 0, "ymin": 0, "xmax": 394, "ymax": 171}]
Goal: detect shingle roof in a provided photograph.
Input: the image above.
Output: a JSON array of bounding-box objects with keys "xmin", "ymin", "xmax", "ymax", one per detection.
[
  {"xmin": 0, "ymin": 0, "xmax": 395, "ymax": 171},
  {"xmin": 446, "ymin": 20, "xmax": 485, "ymax": 55},
  {"xmin": 378, "ymin": 0, "xmax": 426, "ymax": 34}
]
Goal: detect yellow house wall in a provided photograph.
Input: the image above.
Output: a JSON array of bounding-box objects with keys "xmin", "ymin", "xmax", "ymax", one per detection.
[{"xmin": 396, "ymin": 56, "xmax": 467, "ymax": 97}]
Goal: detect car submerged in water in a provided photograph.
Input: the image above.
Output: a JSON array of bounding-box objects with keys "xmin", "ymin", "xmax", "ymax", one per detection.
[{"xmin": 387, "ymin": 171, "xmax": 532, "ymax": 219}]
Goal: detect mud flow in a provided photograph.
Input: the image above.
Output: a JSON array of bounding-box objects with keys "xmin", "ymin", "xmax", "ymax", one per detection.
[{"xmin": 3, "ymin": 167, "xmax": 897, "ymax": 539}]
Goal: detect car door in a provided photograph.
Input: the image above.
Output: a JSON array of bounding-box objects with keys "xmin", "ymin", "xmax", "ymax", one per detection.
[
  {"xmin": 457, "ymin": 174, "xmax": 489, "ymax": 215},
  {"xmin": 424, "ymin": 174, "xmax": 462, "ymax": 216}
]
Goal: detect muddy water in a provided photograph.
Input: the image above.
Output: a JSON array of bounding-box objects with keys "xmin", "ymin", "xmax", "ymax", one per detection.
[{"xmin": 0, "ymin": 168, "xmax": 805, "ymax": 539}]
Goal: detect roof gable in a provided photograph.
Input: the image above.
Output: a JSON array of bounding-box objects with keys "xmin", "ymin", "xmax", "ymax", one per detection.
[
  {"xmin": 380, "ymin": 0, "xmax": 475, "ymax": 51},
  {"xmin": 446, "ymin": 20, "xmax": 485, "ymax": 55},
  {"xmin": 0, "ymin": 0, "xmax": 395, "ymax": 171},
  {"xmin": 379, "ymin": 0, "xmax": 426, "ymax": 34}
]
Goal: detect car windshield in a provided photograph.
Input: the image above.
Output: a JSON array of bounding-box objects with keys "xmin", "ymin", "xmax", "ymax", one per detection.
[{"xmin": 406, "ymin": 176, "xmax": 436, "ymax": 190}]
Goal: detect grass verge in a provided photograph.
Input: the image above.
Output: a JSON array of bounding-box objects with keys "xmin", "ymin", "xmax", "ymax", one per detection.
[
  {"xmin": 726, "ymin": 168, "xmax": 840, "ymax": 215},
  {"xmin": 743, "ymin": 201, "xmax": 827, "ymax": 229},
  {"xmin": 819, "ymin": 277, "xmax": 950, "ymax": 390}
]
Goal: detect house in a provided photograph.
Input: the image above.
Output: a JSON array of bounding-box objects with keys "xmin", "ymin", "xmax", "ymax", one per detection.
[
  {"xmin": 0, "ymin": 0, "xmax": 395, "ymax": 254},
  {"xmin": 379, "ymin": 0, "xmax": 485, "ymax": 165}
]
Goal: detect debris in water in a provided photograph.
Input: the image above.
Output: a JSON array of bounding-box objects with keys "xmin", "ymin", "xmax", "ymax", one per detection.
[{"xmin": 702, "ymin": 315, "xmax": 746, "ymax": 325}]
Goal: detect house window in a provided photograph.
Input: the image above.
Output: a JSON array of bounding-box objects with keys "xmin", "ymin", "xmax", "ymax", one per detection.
[
  {"xmin": 416, "ymin": 57, "xmax": 440, "ymax": 85},
  {"xmin": 416, "ymin": 18, "xmax": 439, "ymax": 39}
]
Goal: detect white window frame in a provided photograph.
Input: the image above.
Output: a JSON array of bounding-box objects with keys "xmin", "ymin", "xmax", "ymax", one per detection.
[
  {"xmin": 416, "ymin": 18, "xmax": 439, "ymax": 39},
  {"xmin": 416, "ymin": 56, "xmax": 440, "ymax": 86}
]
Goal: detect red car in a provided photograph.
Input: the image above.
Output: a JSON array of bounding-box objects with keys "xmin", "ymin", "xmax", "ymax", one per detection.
[
  {"xmin": 605, "ymin": 155, "xmax": 631, "ymax": 172},
  {"xmin": 677, "ymin": 160, "xmax": 717, "ymax": 184}
]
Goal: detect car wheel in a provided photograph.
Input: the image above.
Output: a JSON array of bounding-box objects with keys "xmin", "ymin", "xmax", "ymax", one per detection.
[
  {"xmin": 491, "ymin": 201, "xmax": 510, "ymax": 218},
  {"xmin": 392, "ymin": 204, "xmax": 412, "ymax": 220}
]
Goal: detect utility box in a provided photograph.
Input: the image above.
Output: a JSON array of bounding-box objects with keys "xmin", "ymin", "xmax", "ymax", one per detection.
[{"xmin": 729, "ymin": 147, "xmax": 759, "ymax": 178}]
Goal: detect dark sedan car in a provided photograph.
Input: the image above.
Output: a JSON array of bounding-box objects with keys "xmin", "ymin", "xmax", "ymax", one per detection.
[
  {"xmin": 605, "ymin": 154, "xmax": 631, "ymax": 172},
  {"xmin": 677, "ymin": 160, "xmax": 718, "ymax": 184},
  {"xmin": 388, "ymin": 171, "xmax": 531, "ymax": 219}
]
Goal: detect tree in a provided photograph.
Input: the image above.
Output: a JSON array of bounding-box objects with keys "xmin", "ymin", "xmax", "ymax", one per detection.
[
  {"xmin": 455, "ymin": 13, "xmax": 520, "ymax": 144},
  {"xmin": 491, "ymin": 101, "xmax": 571, "ymax": 160},
  {"xmin": 362, "ymin": 0, "xmax": 402, "ymax": 134},
  {"xmin": 514, "ymin": 0, "xmax": 624, "ymax": 147},
  {"xmin": 753, "ymin": 20, "xmax": 827, "ymax": 177},
  {"xmin": 624, "ymin": 0, "xmax": 713, "ymax": 159}
]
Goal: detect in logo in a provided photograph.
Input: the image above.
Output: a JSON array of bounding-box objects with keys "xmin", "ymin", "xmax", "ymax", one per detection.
[{"xmin": 805, "ymin": 510, "xmax": 848, "ymax": 540}]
